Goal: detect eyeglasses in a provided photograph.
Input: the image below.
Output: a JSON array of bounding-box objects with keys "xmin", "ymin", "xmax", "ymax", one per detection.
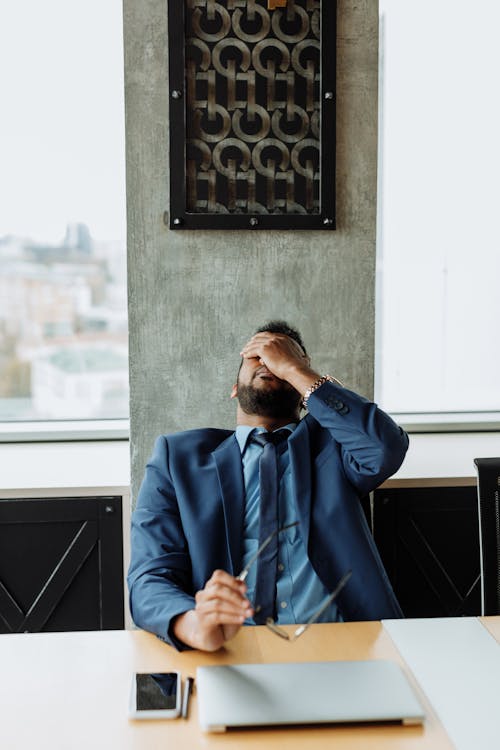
[
  {"xmin": 265, "ymin": 569, "xmax": 352, "ymax": 641},
  {"xmin": 236, "ymin": 522, "xmax": 352, "ymax": 641}
]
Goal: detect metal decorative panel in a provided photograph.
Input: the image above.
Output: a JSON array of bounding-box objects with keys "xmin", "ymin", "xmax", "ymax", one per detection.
[{"xmin": 168, "ymin": 0, "xmax": 336, "ymax": 230}]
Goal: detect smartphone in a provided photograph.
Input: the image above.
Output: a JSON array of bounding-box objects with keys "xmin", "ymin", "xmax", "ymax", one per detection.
[{"xmin": 129, "ymin": 671, "xmax": 182, "ymax": 719}]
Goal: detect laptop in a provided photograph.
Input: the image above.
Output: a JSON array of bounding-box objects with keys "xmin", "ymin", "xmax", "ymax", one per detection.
[{"xmin": 197, "ymin": 659, "xmax": 425, "ymax": 732}]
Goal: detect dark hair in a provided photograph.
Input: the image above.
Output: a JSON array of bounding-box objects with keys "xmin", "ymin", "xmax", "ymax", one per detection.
[{"xmin": 254, "ymin": 320, "xmax": 307, "ymax": 355}]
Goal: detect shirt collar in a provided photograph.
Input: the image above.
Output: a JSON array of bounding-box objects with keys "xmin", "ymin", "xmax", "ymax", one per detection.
[{"xmin": 235, "ymin": 422, "xmax": 298, "ymax": 456}]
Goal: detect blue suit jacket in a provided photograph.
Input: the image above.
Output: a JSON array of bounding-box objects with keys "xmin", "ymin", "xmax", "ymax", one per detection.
[{"xmin": 128, "ymin": 381, "xmax": 408, "ymax": 648}]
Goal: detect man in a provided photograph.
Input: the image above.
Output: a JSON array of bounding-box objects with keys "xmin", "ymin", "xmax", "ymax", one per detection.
[{"xmin": 128, "ymin": 321, "xmax": 408, "ymax": 651}]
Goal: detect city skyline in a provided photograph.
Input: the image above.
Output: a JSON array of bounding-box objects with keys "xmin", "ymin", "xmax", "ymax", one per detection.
[{"xmin": 0, "ymin": 222, "xmax": 124, "ymax": 251}]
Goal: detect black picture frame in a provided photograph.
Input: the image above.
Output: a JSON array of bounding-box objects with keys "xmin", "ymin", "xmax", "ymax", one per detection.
[{"xmin": 168, "ymin": 0, "xmax": 336, "ymax": 230}]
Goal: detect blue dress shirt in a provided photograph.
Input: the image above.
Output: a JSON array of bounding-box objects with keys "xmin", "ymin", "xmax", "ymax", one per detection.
[{"xmin": 235, "ymin": 424, "xmax": 341, "ymax": 625}]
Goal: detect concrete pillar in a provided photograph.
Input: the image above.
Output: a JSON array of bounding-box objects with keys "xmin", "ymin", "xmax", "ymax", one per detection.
[{"xmin": 123, "ymin": 0, "xmax": 379, "ymax": 501}]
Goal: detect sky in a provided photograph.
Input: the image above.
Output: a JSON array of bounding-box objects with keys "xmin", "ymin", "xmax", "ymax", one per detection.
[
  {"xmin": 377, "ymin": 0, "xmax": 500, "ymax": 412},
  {"xmin": 0, "ymin": 0, "xmax": 126, "ymax": 244}
]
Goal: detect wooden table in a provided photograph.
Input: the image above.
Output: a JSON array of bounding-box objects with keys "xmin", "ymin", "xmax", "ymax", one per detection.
[
  {"xmin": 481, "ymin": 614, "xmax": 500, "ymax": 642},
  {"xmin": 0, "ymin": 620, "xmax": 460, "ymax": 750}
]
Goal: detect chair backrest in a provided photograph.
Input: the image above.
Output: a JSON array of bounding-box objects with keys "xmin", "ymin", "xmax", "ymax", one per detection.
[
  {"xmin": 0, "ymin": 494, "xmax": 125, "ymax": 633},
  {"xmin": 372, "ymin": 486, "xmax": 481, "ymax": 618},
  {"xmin": 474, "ymin": 457, "xmax": 500, "ymax": 615}
]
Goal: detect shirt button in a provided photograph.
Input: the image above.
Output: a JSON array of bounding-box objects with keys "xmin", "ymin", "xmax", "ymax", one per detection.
[
  {"xmin": 278, "ymin": 563, "xmax": 284, "ymax": 572},
  {"xmin": 280, "ymin": 601, "xmax": 288, "ymax": 609}
]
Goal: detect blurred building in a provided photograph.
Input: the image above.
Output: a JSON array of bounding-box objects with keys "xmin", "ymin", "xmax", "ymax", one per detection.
[
  {"xmin": 32, "ymin": 345, "xmax": 129, "ymax": 419},
  {"xmin": 0, "ymin": 224, "xmax": 129, "ymax": 419}
]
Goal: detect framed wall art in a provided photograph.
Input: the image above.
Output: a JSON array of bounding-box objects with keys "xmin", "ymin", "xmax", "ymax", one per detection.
[{"xmin": 168, "ymin": 0, "xmax": 336, "ymax": 230}]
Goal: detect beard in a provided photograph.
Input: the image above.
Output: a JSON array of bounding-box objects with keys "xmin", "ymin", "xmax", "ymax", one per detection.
[{"xmin": 236, "ymin": 379, "xmax": 302, "ymax": 419}]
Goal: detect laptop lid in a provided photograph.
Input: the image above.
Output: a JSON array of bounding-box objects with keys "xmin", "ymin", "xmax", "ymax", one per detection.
[{"xmin": 197, "ymin": 660, "xmax": 425, "ymax": 733}]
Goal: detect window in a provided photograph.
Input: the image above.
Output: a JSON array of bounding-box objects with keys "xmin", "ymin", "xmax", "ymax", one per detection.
[
  {"xmin": 376, "ymin": 1, "xmax": 500, "ymax": 422},
  {"xmin": 0, "ymin": 1, "xmax": 127, "ymax": 424}
]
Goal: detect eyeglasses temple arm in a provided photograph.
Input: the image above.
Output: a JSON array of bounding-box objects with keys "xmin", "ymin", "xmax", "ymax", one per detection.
[
  {"xmin": 293, "ymin": 569, "xmax": 353, "ymax": 638},
  {"xmin": 265, "ymin": 620, "xmax": 291, "ymax": 640},
  {"xmin": 235, "ymin": 520, "xmax": 299, "ymax": 582}
]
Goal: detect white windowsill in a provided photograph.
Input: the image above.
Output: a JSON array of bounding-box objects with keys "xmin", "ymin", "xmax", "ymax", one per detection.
[
  {"xmin": 391, "ymin": 412, "xmax": 500, "ymax": 433},
  {"xmin": 0, "ymin": 419, "xmax": 129, "ymax": 442}
]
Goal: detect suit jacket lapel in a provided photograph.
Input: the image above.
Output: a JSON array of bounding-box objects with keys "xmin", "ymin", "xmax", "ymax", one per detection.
[
  {"xmin": 288, "ymin": 419, "xmax": 312, "ymax": 544},
  {"xmin": 212, "ymin": 433, "xmax": 245, "ymax": 575}
]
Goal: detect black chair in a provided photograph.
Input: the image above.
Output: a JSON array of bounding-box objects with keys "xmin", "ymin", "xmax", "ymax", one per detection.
[
  {"xmin": 0, "ymin": 495, "xmax": 124, "ymax": 633},
  {"xmin": 371, "ymin": 485, "xmax": 481, "ymax": 617},
  {"xmin": 474, "ymin": 457, "xmax": 500, "ymax": 615}
]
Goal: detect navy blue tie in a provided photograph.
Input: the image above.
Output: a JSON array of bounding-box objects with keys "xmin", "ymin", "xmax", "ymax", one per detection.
[{"xmin": 251, "ymin": 429, "xmax": 289, "ymax": 624}]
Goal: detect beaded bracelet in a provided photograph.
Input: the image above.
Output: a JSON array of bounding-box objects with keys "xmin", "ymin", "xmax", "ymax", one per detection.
[{"xmin": 302, "ymin": 374, "xmax": 344, "ymax": 409}]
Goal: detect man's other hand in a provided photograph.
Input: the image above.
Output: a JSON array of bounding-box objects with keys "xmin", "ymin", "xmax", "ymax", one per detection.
[{"xmin": 172, "ymin": 570, "xmax": 253, "ymax": 651}]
